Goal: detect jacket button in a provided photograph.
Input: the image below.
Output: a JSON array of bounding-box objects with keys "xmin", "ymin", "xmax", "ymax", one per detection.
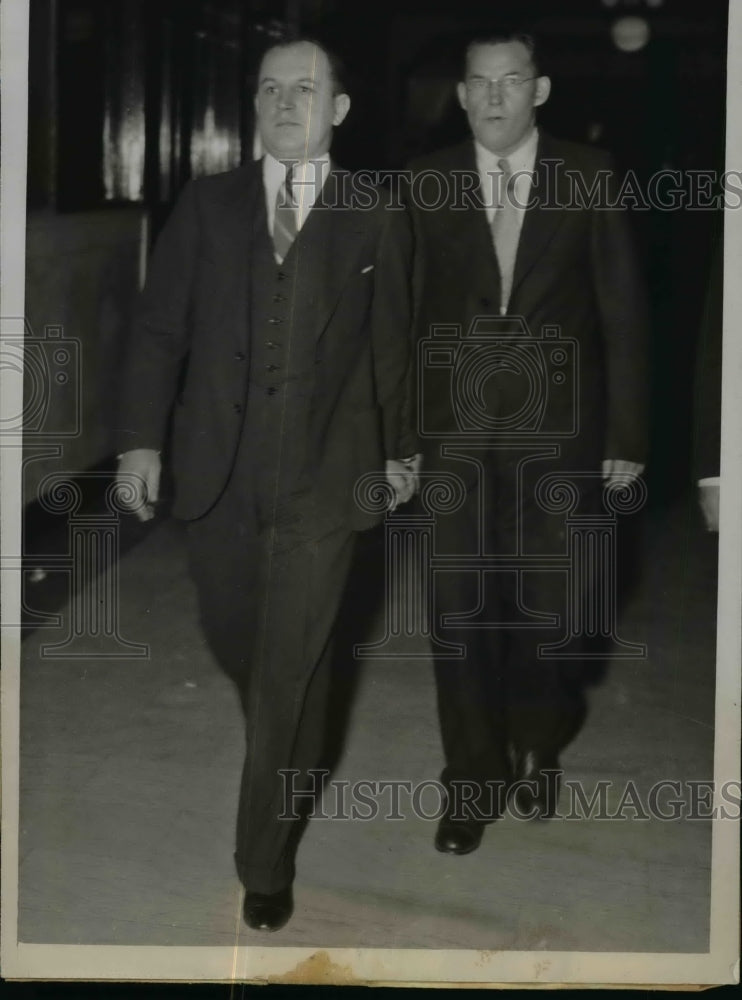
[
  {"xmin": 480, "ymin": 297, "xmax": 492, "ymax": 308},
  {"xmin": 268, "ymin": 317, "xmax": 282, "ymax": 325},
  {"xmin": 273, "ymin": 293, "xmax": 285, "ymax": 303},
  {"xmin": 267, "ymin": 387, "xmax": 277, "ymax": 396},
  {"xmin": 234, "ymin": 351, "xmax": 246, "ymax": 361},
  {"xmin": 266, "ymin": 341, "xmax": 279, "ymax": 349},
  {"xmin": 277, "ymin": 271, "xmax": 287, "ymax": 281},
  {"xmin": 232, "ymin": 402, "xmax": 242, "ymax": 413},
  {"xmin": 265, "ymin": 363, "xmax": 278, "ymax": 372}
]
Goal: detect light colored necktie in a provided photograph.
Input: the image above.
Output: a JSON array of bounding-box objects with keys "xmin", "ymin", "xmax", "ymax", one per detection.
[
  {"xmin": 273, "ymin": 165, "xmax": 297, "ymax": 262},
  {"xmin": 490, "ymin": 157, "xmax": 519, "ymax": 314}
]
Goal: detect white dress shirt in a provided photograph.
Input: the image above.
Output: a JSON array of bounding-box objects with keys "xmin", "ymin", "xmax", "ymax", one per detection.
[
  {"xmin": 263, "ymin": 153, "xmax": 331, "ymax": 253},
  {"xmin": 474, "ymin": 126, "xmax": 539, "ymax": 238}
]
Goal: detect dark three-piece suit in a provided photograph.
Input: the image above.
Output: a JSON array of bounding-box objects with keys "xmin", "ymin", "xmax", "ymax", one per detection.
[
  {"xmin": 407, "ymin": 133, "xmax": 649, "ymax": 811},
  {"xmin": 116, "ymin": 160, "xmax": 413, "ymax": 893}
]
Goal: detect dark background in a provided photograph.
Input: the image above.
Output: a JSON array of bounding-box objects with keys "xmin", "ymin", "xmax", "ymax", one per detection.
[{"xmin": 26, "ymin": 0, "xmax": 728, "ymax": 508}]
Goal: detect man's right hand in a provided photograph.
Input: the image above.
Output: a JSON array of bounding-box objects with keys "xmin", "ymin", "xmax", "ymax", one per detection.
[
  {"xmin": 116, "ymin": 449, "xmax": 161, "ymax": 522},
  {"xmin": 698, "ymin": 480, "xmax": 720, "ymax": 533}
]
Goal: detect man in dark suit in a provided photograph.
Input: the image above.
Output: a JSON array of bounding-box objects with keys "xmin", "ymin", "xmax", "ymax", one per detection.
[
  {"xmin": 407, "ymin": 29, "xmax": 649, "ymax": 853},
  {"xmin": 115, "ymin": 39, "xmax": 415, "ymax": 931}
]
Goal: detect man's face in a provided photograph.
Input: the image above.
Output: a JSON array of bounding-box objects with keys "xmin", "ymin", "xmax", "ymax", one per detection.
[
  {"xmin": 255, "ymin": 42, "xmax": 350, "ymax": 161},
  {"xmin": 457, "ymin": 41, "xmax": 551, "ymax": 155}
]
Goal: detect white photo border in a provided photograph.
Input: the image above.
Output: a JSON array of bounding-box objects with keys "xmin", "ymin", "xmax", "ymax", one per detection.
[{"xmin": 1, "ymin": 0, "xmax": 739, "ymax": 984}]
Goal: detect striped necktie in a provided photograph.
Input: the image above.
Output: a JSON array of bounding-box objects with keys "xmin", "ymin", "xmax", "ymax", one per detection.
[
  {"xmin": 273, "ymin": 165, "xmax": 297, "ymax": 263},
  {"xmin": 490, "ymin": 157, "xmax": 519, "ymax": 315}
]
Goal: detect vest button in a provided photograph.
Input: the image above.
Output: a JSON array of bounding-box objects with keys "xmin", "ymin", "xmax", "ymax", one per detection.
[
  {"xmin": 265, "ymin": 363, "xmax": 278, "ymax": 372},
  {"xmin": 234, "ymin": 351, "xmax": 246, "ymax": 361},
  {"xmin": 480, "ymin": 297, "xmax": 492, "ymax": 308},
  {"xmin": 267, "ymin": 387, "xmax": 277, "ymax": 396},
  {"xmin": 277, "ymin": 271, "xmax": 287, "ymax": 281},
  {"xmin": 273, "ymin": 293, "xmax": 285, "ymax": 303},
  {"xmin": 266, "ymin": 341, "xmax": 279, "ymax": 349},
  {"xmin": 232, "ymin": 402, "xmax": 242, "ymax": 413},
  {"xmin": 268, "ymin": 317, "xmax": 283, "ymax": 325}
]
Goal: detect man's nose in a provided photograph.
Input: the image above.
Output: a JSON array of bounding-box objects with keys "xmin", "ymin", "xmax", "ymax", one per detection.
[
  {"xmin": 277, "ymin": 88, "xmax": 295, "ymax": 109},
  {"xmin": 487, "ymin": 80, "xmax": 504, "ymax": 103}
]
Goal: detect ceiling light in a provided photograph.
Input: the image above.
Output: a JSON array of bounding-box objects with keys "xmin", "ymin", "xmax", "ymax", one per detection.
[{"xmin": 611, "ymin": 15, "xmax": 651, "ymax": 52}]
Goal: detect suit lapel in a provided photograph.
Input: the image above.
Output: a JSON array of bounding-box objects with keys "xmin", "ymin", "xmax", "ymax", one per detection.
[
  {"xmin": 510, "ymin": 132, "xmax": 569, "ymax": 303},
  {"xmin": 218, "ymin": 162, "xmax": 374, "ymax": 349},
  {"xmin": 443, "ymin": 143, "xmax": 502, "ymax": 303},
  {"xmin": 286, "ymin": 166, "xmax": 369, "ymax": 340},
  {"xmin": 213, "ymin": 160, "xmax": 264, "ymax": 353},
  {"xmin": 217, "ymin": 159, "xmax": 265, "ymax": 258}
]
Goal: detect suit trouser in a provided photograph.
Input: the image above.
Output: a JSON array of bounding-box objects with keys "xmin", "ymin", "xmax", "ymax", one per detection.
[
  {"xmin": 186, "ymin": 476, "xmax": 356, "ymax": 894},
  {"xmin": 430, "ymin": 451, "xmax": 595, "ymax": 817}
]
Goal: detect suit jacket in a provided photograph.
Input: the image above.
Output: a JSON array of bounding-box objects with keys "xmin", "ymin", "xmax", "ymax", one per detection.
[
  {"xmin": 407, "ymin": 134, "xmax": 649, "ymax": 473},
  {"xmin": 116, "ymin": 159, "xmax": 414, "ymax": 531}
]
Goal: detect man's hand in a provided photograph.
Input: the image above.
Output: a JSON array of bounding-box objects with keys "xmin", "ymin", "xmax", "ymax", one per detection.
[
  {"xmin": 116, "ymin": 448, "xmax": 161, "ymax": 522},
  {"xmin": 400, "ymin": 452, "xmax": 423, "ymax": 493},
  {"xmin": 602, "ymin": 458, "xmax": 645, "ymax": 486},
  {"xmin": 698, "ymin": 481, "xmax": 720, "ymax": 533},
  {"xmin": 401, "ymin": 453, "xmax": 423, "ymax": 477},
  {"xmin": 385, "ymin": 458, "xmax": 418, "ymax": 510}
]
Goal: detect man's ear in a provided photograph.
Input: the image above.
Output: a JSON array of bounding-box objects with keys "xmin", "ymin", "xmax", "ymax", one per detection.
[
  {"xmin": 456, "ymin": 81, "xmax": 468, "ymax": 111},
  {"xmin": 333, "ymin": 93, "xmax": 351, "ymax": 126},
  {"xmin": 533, "ymin": 75, "xmax": 551, "ymax": 108}
]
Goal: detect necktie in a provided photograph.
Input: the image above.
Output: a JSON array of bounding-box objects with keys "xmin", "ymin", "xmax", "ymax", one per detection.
[
  {"xmin": 273, "ymin": 165, "xmax": 297, "ymax": 263},
  {"xmin": 490, "ymin": 157, "xmax": 519, "ymax": 314}
]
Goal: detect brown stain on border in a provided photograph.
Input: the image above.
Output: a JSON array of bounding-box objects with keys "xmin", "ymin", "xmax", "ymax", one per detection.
[{"xmin": 267, "ymin": 950, "xmax": 359, "ymax": 985}]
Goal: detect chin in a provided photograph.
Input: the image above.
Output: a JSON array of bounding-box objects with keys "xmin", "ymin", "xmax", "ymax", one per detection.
[
  {"xmin": 484, "ymin": 132, "xmax": 516, "ymax": 154},
  {"xmin": 271, "ymin": 129, "xmax": 306, "ymax": 146},
  {"xmin": 481, "ymin": 123, "xmax": 508, "ymax": 140}
]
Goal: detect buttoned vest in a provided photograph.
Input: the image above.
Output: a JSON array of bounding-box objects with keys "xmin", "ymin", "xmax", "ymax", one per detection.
[{"xmin": 231, "ymin": 207, "xmax": 316, "ymax": 524}]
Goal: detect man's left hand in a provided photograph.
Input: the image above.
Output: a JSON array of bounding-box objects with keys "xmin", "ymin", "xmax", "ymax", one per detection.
[
  {"xmin": 385, "ymin": 458, "xmax": 417, "ymax": 510},
  {"xmin": 602, "ymin": 458, "xmax": 645, "ymax": 485}
]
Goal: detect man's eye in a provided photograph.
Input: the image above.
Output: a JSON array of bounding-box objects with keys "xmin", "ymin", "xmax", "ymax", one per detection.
[{"xmin": 297, "ymin": 85, "xmax": 314, "ymax": 94}]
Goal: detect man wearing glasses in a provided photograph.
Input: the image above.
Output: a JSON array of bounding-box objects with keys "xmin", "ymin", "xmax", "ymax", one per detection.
[{"xmin": 407, "ymin": 29, "xmax": 649, "ymax": 854}]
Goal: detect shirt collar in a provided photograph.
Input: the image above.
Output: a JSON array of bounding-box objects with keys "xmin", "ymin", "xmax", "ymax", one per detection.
[
  {"xmin": 263, "ymin": 152, "xmax": 331, "ymax": 208},
  {"xmin": 474, "ymin": 126, "xmax": 539, "ymax": 175}
]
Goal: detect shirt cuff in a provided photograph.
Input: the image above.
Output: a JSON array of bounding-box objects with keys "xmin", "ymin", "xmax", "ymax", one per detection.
[
  {"xmin": 698, "ymin": 477, "xmax": 720, "ymax": 487},
  {"xmin": 117, "ymin": 449, "xmax": 161, "ymax": 460}
]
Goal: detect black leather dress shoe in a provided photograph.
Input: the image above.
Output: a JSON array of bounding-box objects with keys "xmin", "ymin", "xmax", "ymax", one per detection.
[
  {"xmin": 511, "ymin": 750, "xmax": 562, "ymax": 820},
  {"xmin": 243, "ymin": 886, "xmax": 293, "ymax": 931},
  {"xmin": 434, "ymin": 815, "xmax": 485, "ymax": 855}
]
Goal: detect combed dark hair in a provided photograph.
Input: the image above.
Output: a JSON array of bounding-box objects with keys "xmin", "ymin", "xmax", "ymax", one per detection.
[
  {"xmin": 257, "ymin": 35, "xmax": 349, "ymax": 96},
  {"xmin": 462, "ymin": 29, "xmax": 543, "ymax": 80}
]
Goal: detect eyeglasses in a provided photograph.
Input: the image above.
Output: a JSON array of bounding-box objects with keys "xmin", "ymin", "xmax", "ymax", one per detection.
[{"xmin": 465, "ymin": 74, "xmax": 538, "ymax": 94}]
